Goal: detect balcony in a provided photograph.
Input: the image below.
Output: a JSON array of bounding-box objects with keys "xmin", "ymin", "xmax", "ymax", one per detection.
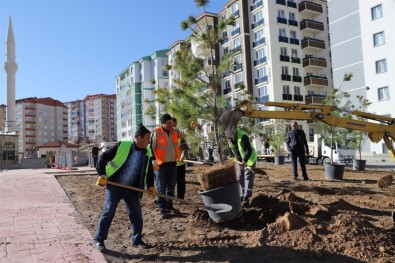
[
  {"xmin": 276, "ymin": 0, "xmax": 286, "ymax": 6},
  {"xmin": 303, "ymin": 57, "xmax": 327, "ymax": 68},
  {"xmin": 235, "ymin": 82, "xmax": 244, "ymax": 90},
  {"xmin": 304, "ymin": 75, "xmax": 328, "ymax": 86},
  {"xmin": 300, "ymin": 19, "xmax": 324, "ymax": 32},
  {"xmin": 223, "ymin": 87, "xmax": 232, "ymax": 95},
  {"xmin": 231, "ymin": 27, "xmax": 240, "ymax": 36},
  {"xmin": 282, "ymin": 94, "xmax": 293, "ymax": 101},
  {"xmin": 222, "ymin": 37, "xmax": 229, "ymax": 44},
  {"xmin": 291, "ymin": 57, "xmax": 301, "ymax": 64},
  {"xmin": 277, "ymin": 17, "xmax": 287, "ymax": 24},
  {"xmin": 253, "ymin": 37, "xmax": 266, "ymax": 48},
  {"xmin": 254, "ymin": 56, "xmax": 267, "ymax": 66},
  {"xmin": 288, "ymin": 20, "xmax": 298, "ymax": 27},
  {"xmin": 294, "ymin": 94, "xmax": 304, "ymax": 101},
  {"xmin": 279, "ymin": 36, "xmax": 289, "ymax": 43},
  {"xmin": 301, "ymin": 37, "xmax": 325, "ymax": 50},
  {"xmin": 287, "ymin": 1, "xmax": 297, "ymax": 8},
  {"xmin": 252, "ymin": 19, "xmax": 264, "ymax": 29},
  {"xmin": 257, "ymin": 95, "xmax": 269, "ymax": 103},
  {"xmin": 251, "ymin": 0, "xmax": 263, "ymax": 11},
  {"xmin": 233, "ymin": 63, "xmax": 243, "ymax": 72},
  {"xmin": 233, "ymin": 10, "xmax": 240, "ymax": 17},
  {"xmin": 230, "ymin": 45, "xmax": 242, "ymax": 53},
  {"xmin": 255, "ymin": 76, "xmax": 268, "ymax": 85},
  {"xmin": 223, "ymin": 71, "xmax": 232, "ymax": 78},
  {"xmin": 305, "ymin": 94, "xmax": 326, "ymax": 104},
  {"xmin": 290, "ymin": 38, "xmax": 300, "ymax": 45},
  {"xmin": 280, "ymin": 55, "xmax": 290, "ymax": 62},
  {"xmin": 299, "ymin": 1, "xmax": 323, "ymax": 16},
  {"xmin": 292, "ymin": 76, "xmax": 302, "ymax": 82},
  {"xmin": 281, "ymin": 74, "xmax": 292, "ymax": 81}
]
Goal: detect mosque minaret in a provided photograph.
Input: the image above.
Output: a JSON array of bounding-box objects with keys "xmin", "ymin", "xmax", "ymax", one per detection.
[{"xmin": 4, "ymin": 15, "xmax": 17, "ymax": 133}]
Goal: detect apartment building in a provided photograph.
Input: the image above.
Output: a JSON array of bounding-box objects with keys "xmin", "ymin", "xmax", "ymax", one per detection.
[
  {"xmin": 84, "ymin": 94, "xmax": 116, "ymax": 144},
  {"xmin": 328, "ymin": 0, "xmax": 394, "ymax": 154},
  {"xmin": 167, "ymin": 0, "xmax": 331, "ymax": 151},
  {"xmin": 65, "ymin": 99, "xmax": 85, "ymax": 144},
  {"xmin": 116, "ymin": 50, "xmax": 169, "ymax": 141},
  {"xmin": 15, "ymin": 97, "xmax": 68, "ymax": 157}
]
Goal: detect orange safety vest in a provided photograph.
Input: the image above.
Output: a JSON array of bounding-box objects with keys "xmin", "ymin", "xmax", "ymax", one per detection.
[{"xmin": 153, "ymin": 126, "xmax": 181, "ymax": 165}]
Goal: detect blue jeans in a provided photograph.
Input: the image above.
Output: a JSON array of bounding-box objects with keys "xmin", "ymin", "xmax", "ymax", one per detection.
[
  {"xmin": 94, "ymin": 185, "xmax": 143, "ymax": 244},
  {"xmin": 157, "ymin": 163, "xmax": 177, "ymax": 211}
]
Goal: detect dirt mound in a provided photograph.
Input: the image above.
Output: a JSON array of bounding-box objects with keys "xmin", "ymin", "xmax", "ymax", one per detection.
[{"xmin": 57, "ymin": 162, "xmax": 395, "ymax": 262}]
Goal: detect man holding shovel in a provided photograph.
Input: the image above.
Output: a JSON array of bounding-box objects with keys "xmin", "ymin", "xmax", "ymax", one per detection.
[{"xmin": 93, "ymin": 124, "xmax": 156, "ymax": 252}]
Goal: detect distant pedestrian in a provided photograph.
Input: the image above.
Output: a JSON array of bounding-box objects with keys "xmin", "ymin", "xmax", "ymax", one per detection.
[
  {"xmin": 91, "ymin": 145, "xmax": 104, "ymax": 168},
  {"xmin": 285, "ymin": 121, "xmax": 309, "ymax": 181}
]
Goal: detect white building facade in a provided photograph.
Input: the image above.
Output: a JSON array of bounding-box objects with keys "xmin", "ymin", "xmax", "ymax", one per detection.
[{"xmin": 328, "ymin": 0, "xmax": 395, "ymax": 154}]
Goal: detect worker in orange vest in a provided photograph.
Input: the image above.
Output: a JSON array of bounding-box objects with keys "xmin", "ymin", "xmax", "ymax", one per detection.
[{"xmin": 151, "ymin": 113, "xmax": 182, "ymax": 219}]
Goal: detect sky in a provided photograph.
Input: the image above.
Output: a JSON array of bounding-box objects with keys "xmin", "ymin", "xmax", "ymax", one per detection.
[{"xmin": 0, "ymin": 0, "xmax": 227, "ymax": 104}]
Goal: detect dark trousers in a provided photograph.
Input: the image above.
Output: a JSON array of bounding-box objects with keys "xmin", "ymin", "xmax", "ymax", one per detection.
[
  {"xmin": 94, "ymin": 185, "xmax": 143, "ymax": 244},
  {"xmin": 93, "ymin": 155, "xmax": 98, "ymax": 168},
  {"xmin": 156, "ymin": 164, "xmax": 177, "ymax": 212},
  {"xmin": 176, "ymin": 164, "xmax": 186, "ymax": 199},
  {"xmin": 291, "ymin": 151, "xmax": 308, "ymax": 178}
]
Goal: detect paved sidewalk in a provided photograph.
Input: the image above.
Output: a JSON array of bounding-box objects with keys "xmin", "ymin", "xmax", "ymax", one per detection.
[{"xmin": 0, "ymin": 168, "xmax": 106, "ymax": 263}]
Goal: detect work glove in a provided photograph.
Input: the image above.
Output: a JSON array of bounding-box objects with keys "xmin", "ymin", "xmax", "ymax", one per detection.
[
  {"xmin": 147, "ymin": 186, "xmax": 157, "ymax": 199},
  {"xmin": 95, "ymin": 176, "xmax": 107, "ymax": 187},
  {"xmin": 152, "ymin": 160, "xmax": 159, "ymax": 171}
]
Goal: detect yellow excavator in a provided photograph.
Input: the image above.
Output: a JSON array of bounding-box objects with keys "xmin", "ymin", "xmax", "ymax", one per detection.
[{"xmin": 221, "ymin": 100, "xmax": 395, "ymax": 160}]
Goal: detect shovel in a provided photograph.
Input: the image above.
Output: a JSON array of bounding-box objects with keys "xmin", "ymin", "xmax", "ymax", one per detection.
[
  {"xmin": 232, "ymin": 159, "xmax": 267, "ymax": 175},
  {"xmin": 105, "ymin": 181, "xmax": 232, "ymax": 214},
  {"xmin": 183, "ymin": 159, "xmax": 213, "ymax": 166}
]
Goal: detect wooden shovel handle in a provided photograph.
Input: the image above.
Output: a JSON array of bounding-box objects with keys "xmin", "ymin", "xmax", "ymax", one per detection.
[{"xmin": 106, "ymin": 181, "xmax": 209, "ymax": 210}]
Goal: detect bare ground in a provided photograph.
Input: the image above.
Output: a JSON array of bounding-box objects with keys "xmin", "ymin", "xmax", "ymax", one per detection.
[{"xmin": 56, "ymin": 161, "xmax": 395, "ymax": 263}]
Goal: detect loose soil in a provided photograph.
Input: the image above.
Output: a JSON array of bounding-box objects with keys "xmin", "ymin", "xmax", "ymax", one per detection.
[{"xmin": 56, "ymin": 161, "xmax": 395, "ymax": 263}]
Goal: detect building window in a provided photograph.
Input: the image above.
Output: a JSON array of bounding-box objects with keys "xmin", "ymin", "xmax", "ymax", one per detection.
[
  {"xmin": 279, "ymin": 28, "xmax": 286, "ymax": 37},
  {"xmin": 376, "ymin": 59, "xmax": 387, "ymax": 74},
  {"xmin": 254, "ymin": 29, "xmax": 264, "ymax": 41},
  {"xmin": 278, "ymin": 10, "xmax": 285, "ymax": 18},
  {"xmin": 371, "ymin": 4, "xmax": 383, "ymax": 20},
  {"xmin": 293, "ymin": 67, "xmax": 300, "ymax": 76},
  {"xmin": 281, "ymin": 66, "xmax": 289, "ymax": 75},
  {"xmin": 280, "ymin": 47, "xmax": 287, "ymax": 56},
  {"xmin": 256, "ymin": 48, "xmax": 265, "ymax": 59},
  {"xmin": 283, "ymin": 85, "xmax": 290, "ymax": 94},
  {"xmin": 373, "ymin": 31, "xmax": 385, "ymax": 46},
  {"xmin": 294, "ymin": 86, "xmax": 300, "ymax": 95},
  {"xmin": 378, "ymin": 87, "xmax": 389, "ymax": 101},
  {"xmin": 257, "ymin": 67, "xmax": 267, "ymax": 78},
  {"xmin": 290, "ymin": 30, "xmax": 297, "ymax": 39}
]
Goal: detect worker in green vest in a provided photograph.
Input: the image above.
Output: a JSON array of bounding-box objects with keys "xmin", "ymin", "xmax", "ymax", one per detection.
[
  {"xmin": 227, "ymin": 128, "xmax": 257, "ymax": 207},
  {"xmin": 93, "ymin": 124, "xmax": 156, "ymax": 252}
]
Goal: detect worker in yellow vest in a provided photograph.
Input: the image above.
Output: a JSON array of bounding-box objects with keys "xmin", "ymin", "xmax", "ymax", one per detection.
[
  {"xmin": 151, "ymin": 113, "xmax": 182, "ymax": 219},
  {"xmin": 227, "ymin": 128, "xmax": 257, "ymax": 207},
  {"xmin": 93, "ymin": 125, "xmax": 156, "ymax": 252}
]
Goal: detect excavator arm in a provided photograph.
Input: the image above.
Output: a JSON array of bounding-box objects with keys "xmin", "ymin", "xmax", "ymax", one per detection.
[{"xmin": 228, "ymin": 100, "xmax": 395, "ymax": 160}]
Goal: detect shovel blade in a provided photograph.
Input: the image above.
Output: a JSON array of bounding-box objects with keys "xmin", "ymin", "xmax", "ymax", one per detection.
[{"xmin": 207, "ymin": 203, "xmax": 232, "ymax": 214}]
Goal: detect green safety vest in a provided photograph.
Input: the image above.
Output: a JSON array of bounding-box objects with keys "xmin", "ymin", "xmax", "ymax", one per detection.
[
  {"xmin": 105, "ymin": 141, "xmax": 153, "ymax": 178},
  {"xmin": 229, "ymin": 130, "xmax": 257, "ymax": 167}
]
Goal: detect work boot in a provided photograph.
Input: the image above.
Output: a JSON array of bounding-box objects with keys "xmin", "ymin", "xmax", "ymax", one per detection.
[
  {"xmin": 241, "ymin": 197, "xmax": 250, "ymax": 207},
  {"xmin": 93, "ymin": 240, "xmax": 106, "ymax": 252},
  {"xmin": 303, "ymin": 176, "xmax": 310, "ymax": 181},
  {"xmin": 132, "ymin": 239, "xmax": 152, "ymax": 249},
  {"xmin": 160, "ymin": 210, "xmax": 169, "ymax": 219},
  {"xmin": 168, "ymin": 207, "xmax": 180, "ymax": 215}
]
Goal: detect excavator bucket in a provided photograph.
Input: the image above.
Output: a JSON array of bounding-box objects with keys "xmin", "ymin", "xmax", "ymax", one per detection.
[{"xmin": 220, "ymin": 109, "xmax": 244, "ymax": 139}]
